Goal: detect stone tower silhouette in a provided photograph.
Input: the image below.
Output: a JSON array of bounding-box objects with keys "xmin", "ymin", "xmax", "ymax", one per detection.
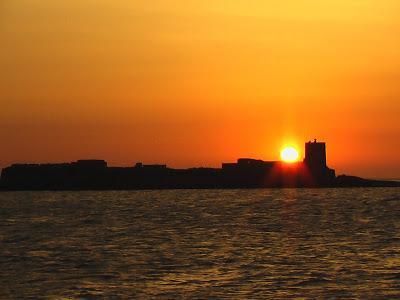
[{"xmin": 304, "ymin": 139, "xmax": 327, "ymax": 169}]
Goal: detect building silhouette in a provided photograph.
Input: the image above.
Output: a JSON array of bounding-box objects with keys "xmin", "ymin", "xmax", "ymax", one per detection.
[
  {"xmin": 303, "ymin": 139, "xmax": 335, "ymax": 185},
  {"xmin": 0, "ymin": 140, "xmax": 396, "ymax": 190},
  {"xmin": 304, "ymin": 139, "xmax": 326, "ymax": 167}
]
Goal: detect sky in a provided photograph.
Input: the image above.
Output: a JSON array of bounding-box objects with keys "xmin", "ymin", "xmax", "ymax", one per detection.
[{"xmin": 1, "ymin": 0, "xmax": 399, "ymax": 178}]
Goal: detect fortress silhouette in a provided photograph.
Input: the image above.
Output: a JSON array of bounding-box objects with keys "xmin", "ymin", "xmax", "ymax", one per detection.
[{"xmin": 0, "ymin": 140, "xmax": 398, "ymax": 190}]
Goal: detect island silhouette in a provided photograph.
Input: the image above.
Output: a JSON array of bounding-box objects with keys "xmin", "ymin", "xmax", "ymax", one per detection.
[{"xmin": 0, "ymin": 140, "xmax": 398, "ymax": 190}]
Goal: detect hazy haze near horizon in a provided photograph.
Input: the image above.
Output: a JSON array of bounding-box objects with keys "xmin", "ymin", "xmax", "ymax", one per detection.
[{"xmin": 1, "ymin": 1, "xmax": 399, "ymax": 178}]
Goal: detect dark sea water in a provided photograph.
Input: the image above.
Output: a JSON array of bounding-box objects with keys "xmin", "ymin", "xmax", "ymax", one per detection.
[{"xmin": 1, "ymin": 188, "xmax": 400, "ymax": 299}]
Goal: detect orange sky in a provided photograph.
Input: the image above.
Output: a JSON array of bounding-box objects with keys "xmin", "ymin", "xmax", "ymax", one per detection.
[{"xmin": 1, "ymin": 1, "xmax": 399, "ymax": 178}]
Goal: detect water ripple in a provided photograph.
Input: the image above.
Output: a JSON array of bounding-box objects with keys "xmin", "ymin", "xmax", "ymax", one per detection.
[{"xmin": 0, "ymin": 188, "xmax": 400, "ymax": 298}]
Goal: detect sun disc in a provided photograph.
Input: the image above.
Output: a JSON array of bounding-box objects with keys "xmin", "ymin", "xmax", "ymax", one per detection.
[{"xmin": 281, "ymin": 146, "xmax": 299, "ymax": 163}]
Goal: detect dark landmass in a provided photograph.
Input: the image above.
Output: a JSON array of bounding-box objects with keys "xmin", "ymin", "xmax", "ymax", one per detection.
[
  {"xmin": 335, "ymin": 175, "xmax": 400, "ymax": 187},
  {"xmin": 0, "ymin": 140, "xmax": 399, "ymax": 191}
]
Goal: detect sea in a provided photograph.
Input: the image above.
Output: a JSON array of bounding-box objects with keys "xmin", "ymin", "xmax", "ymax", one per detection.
[{"xmin": 1, "ymin": 188, "xmax": 400, "ymax": 299}]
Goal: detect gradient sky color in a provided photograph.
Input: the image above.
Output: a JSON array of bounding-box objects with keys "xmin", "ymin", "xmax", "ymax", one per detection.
[{"xmin": 1, "ymin": 1, "xmax": 399, "ymax": 178}]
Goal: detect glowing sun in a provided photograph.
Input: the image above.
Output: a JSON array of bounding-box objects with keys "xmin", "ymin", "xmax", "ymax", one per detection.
[{"xmin": 280, "ymin": 146, "xmax": 299, "ymax": 163}]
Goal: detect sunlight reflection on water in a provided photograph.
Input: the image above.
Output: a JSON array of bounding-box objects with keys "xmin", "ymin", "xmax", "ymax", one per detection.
[{"xmin": 1, "ymin": 188, "xmax": 400, "ymax": 298}]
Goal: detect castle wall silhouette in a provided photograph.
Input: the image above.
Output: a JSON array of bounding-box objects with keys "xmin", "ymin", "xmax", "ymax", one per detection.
[{"xmin": 0, "ymin": 140, "xmax": 343, "ymax": 190}]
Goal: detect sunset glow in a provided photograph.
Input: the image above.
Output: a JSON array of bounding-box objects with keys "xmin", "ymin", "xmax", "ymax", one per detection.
[
  {"xmin": 0, "ymin": 1, "xmax": 399, "ymax": 178},
  {"xmin": 280, "ymin": 146, "xmax": 299, "ymax": 163}
]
